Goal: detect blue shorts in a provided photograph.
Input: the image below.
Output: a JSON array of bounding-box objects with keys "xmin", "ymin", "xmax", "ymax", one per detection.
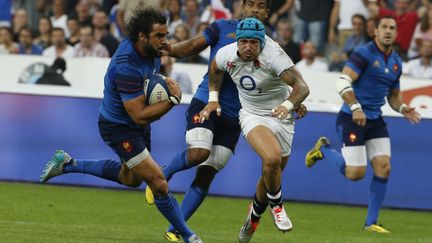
[
  {"xmin": 186, "ymin": 98, "xmax": 241, "ymax": 152},
  {"xmin": 98, "ymin": 115, "xmax": 151, "ymax": 162},
  {"xmin": 336, "ymin": 111, "xmax": 389, "ymax": 146}
]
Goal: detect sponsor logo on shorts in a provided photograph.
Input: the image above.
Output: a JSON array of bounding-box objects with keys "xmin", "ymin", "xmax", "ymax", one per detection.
[
  {"xmin": 349, "ymin": 132, "xmax": 357, "ymax": 143},
  {"xmin": 192, "ymin": 114, "xmax": 200, "ymax": 124},
  {"xmin": 122, "ymin": 140, "xmax": 133, "ymax": 153}
]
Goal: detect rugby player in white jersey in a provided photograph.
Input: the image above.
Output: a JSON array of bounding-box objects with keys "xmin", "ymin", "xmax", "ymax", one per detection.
[{"xmin": 199, "ymin": 17, "xmax": 310, "ymax": 242}]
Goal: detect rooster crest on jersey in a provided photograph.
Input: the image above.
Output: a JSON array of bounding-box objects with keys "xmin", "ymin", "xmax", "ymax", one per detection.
[{"xmin": 143, "ymin": 74, "xmax": 171, "ymax": 105}]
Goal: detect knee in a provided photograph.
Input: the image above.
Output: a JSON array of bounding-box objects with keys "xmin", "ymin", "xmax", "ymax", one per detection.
[
  {"xmin": 193, "ymin": 166, "xmax": 218, "ymax": 191},
  {"xmin": 345, "ymin": 168, "xmax": 366, "ymax": 181},
  {"xmin": 262, "ymin": 154, "xmax": 282, "ymax": 172},
  {"xmin": 188, "ymin": 148, "xmax": 211, "ymax": 166},
  {"xmin": 377, "ymin": 162, "xmax": 391, "ymax": 178},
  {"xmin": 149, "ymin": 178, "xmax": 169, "ymax": 197},
  {"xmin": 119, "ymin": 172, "xmax": 142, "ymax": 188}
]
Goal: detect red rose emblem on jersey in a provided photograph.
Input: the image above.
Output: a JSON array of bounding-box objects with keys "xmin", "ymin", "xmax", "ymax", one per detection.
[
  {"xmin": 349, "ymin": 132, "xmax": 357, "ymax": 143},
  {"xmin": 122, "ymin": 140, "xmax": 133, "ymax": 153},
  {"xmin": 393, "ymin": 64, "xmax": 399, "ymax": 72}
]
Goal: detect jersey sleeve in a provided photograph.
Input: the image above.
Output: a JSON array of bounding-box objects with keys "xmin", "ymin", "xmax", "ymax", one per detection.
[
  {"xmin": 114, "ymin": 65, "xmax": 144, "ymax": 102},
  {"xmin": 202, "ymin": 20, "xmax": 222, "ymax": 45},
  {"xmin": 215, "ymin": 47, "xmax": 228, "ymax": 72},
  {"xmin": 345, "ymin": 46, "xmax": 369, "ymax": 76},
  {"xmin": 270, "ymin": 45, "xmax": 294, "ymax": 76}
]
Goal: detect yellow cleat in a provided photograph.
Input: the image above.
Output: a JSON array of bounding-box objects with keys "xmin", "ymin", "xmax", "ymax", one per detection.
[
  {"xmin": 145, "ymin": 185, "xmax": 155, "ymax": 205},
  {"xmin": 364, "ymin": 224, "xmax": 391, "ymax": 233},
  {"xmin": 163, "ymin": 231, "xmax": 182, "ymax": 242},
  {"xmin": 305, "ymin": 137, "xmax": 330, "ymax": 168}
]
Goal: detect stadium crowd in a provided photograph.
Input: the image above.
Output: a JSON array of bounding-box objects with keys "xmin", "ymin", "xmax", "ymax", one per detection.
[{"xmin": 0, "ymin": 0, "xmax": 431, "ymax": 79}]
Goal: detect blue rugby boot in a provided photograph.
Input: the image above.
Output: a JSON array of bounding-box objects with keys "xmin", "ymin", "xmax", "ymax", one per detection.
[{"xmin": 40, "ymin": 150, "xmax": 73, "ymax": 183}]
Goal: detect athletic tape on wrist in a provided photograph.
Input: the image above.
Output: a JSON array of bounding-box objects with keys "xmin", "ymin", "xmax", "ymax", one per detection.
[
  {"xmin": 281, "ymin": 100, "xmax": 294, "ymax": 112},
  {"xmin": 209, "ymin": 91, "xmax": 218, "ymax": 102},
  {"xmin": 399, "ymin": 103, "xmax": 407, "ymax": 113},
  {"xmin": 349, "ymin": 102, "xmax": 362, "ymax": 112}
]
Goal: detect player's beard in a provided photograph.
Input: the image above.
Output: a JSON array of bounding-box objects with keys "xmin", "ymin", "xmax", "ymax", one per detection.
[{"xmin": 143, "ymin": 44, "xmax": 161, "ymax": 58}]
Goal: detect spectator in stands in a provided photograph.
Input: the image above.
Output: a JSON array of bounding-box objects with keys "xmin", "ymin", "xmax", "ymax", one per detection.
[
  {"xmin": 12, "ymin": 9, "xmax": 28, "ymax": 42},
  {"xmin": 50, "ymin": 0, "xmax": 70, "ymax": 37},
  {"xmin": 342, "ymin": 14, "xmax": 368, "ymax": 56},
  {"xmin": 167, "ymin": 0, "xmax": 184, "ymax": 38},
  {"xmin": 275, "ymin": 18, "xmax": 301, "ymax": 64},
  {"xmin": 368, "ymin": 0, "xmax": 430, "ymax": 60},
  {"xmin": 36, "ymin": 57, "xmax": 71, "ymax": 86},
  {"xmin": 408, "ymin": 7, "xmax": 432, "ymax": 58},
  {"xmin": 34, "ymin": 16, "xmax": 52, "ymax": 49},
  {"xmin": 17, "ymin": 27, "xmax": 43, "ymax": 55},
  {"xmin": 296, "ymin": 41, "xmax": 329, "ymax": 72},
  {"xmin": 293, "ymin": 0, "xmax": 333, "ymax": 53},
  {"xmin": 66, "ymin": 16, "xmax": 80, "ymax": 46},
  {"xmin": 328, "ymin": 0, "xmax": 370, "ymax": 49},
  {"xmin": 15, "ymin": 0, "xmax": 52, "ymax": 32},
  {"xmin": 328, "ymin": 52, "xmax": 346, "ymax": 72},
  {"xmin": 43, "ymin": 27, "xmax": 74, "ymax": 58},
  {"xmin": 73, "ymin": 0, "xmax": 92, "ymax": 26},
  {"xmin": 404, "ymin": 37, "xmax": 432, "ymax": 78},
  {"xmin": 174, "ymin": 23, "xmax": 190, "ymax": 42},
  {"xmin": 160, "ymin": 55, "xmax": 193, "ymax": 94},
  {"xmin": 182, "ymin": 0, "xmax": 200, "ymax": 37},
  {"xmin": 366, "ymin": 17, "xmax": 377, "ymax": 41},
  {"xmin": 0, "ymin": 26, "xmax": 18, "ymax": 54},
  {"xmin": 92, "ymin": 9, "xmax": 119, "ymax": 57},
  {"xmin": 268, "ymin": 0, "xmax": 292, "ymax": 28},
  {"xmin": 73, "ymin": 25, "xmax": 109, "ymax": 57},
  {"xmin": 0, "ymin": 0, "xmax": 12, "ymax": 27},
  {"xmin": 116, "ymin": 0, "xmax": 160, "ymax": 36}
]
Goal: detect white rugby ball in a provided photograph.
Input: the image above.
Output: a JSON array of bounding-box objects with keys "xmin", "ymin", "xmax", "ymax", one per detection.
[{"xmin": 143, "ymin": 74, "xmax": 170, "ymax": 105}]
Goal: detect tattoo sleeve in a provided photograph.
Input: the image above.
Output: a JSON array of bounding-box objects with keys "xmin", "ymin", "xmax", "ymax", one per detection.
[
  {"xmin": 209, "ymin": 59, "xmax": 224, "ymax": 92},
  {"xmin": 279, "ymin": 67, "xmax": 310, "ymax": 107}
]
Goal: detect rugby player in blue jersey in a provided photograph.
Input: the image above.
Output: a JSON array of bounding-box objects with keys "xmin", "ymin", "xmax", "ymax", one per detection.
[
  {"xmin": 145, "ymin": 0, "xmax": 306, "ymax": 241},
  {"xmin": 40, "ymin": 8, "xmax": 202, "ymax": 243},
  {"xmin": 305, "ymin": 16, "xmax": 421, "ymax": 233}
]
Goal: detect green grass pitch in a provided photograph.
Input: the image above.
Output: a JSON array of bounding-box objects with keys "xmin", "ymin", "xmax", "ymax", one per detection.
[{"xmin": 1, "ymin": 182, "xmax": 431, "ymax": 243}]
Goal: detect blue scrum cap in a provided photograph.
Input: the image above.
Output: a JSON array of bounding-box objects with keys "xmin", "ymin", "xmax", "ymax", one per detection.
[{"xmin": 236, "ymin": 17, "xmax": 266, "ymax": 49}]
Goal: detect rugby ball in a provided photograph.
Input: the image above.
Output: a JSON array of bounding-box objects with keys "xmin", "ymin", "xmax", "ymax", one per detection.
[{"xmin": 143, "ymin": 74, "xmax": 171, "ymax": 105}]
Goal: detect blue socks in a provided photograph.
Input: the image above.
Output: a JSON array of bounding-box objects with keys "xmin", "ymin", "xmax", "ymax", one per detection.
[
  {"xmin": 63, "ymin": 159, "xmax": 121, "ymax": 183},
  {"xmin": 365, "ymin": 175, "xmax": 388, "ymax": 226},
  {"xmin": 167, "ymin": 185, "xmax": 207, "ymax": 233},
  {"xmin": 155, "ymin": 193, "xmax": 194, "ymax": 240},
  {"xmin": 321, "ymin": 146, "xmax": 346, "ymax": 176},
  {"xmin": 163, "ymin": 150, "xmax": 191, "ymax": 181}
]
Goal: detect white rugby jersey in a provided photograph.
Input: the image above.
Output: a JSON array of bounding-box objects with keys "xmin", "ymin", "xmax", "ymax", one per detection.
[{"xmin": 215, "ymin": 36, "xmax": 294, "ymax": 117}]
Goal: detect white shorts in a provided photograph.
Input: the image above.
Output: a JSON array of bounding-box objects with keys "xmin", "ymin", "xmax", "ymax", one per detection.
[
  {"xmin": 342, "ymin": 137, "xmax": 391, "ymax": 166},
  {"xmin": 239, "ymin": 109, "xmax": 294, "ymax": 157}
]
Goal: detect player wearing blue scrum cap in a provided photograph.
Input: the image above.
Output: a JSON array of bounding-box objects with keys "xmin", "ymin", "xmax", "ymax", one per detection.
[
  {"xmin": 39, "ymin": 8, "xmax": 202, "ymax": 243},
  {"xmin": 199, "ymin": 17, "xmax": 310, "ymax": 242},
  {"xmin": 142, "ymin": 1, "xmax": 305, "ymax": 242}
]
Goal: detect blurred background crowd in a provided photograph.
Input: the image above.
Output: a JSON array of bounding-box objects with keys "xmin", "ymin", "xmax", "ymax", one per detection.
[{"xmin": 0, "ymin": 0, "xmax": 431, "ymax": 79}]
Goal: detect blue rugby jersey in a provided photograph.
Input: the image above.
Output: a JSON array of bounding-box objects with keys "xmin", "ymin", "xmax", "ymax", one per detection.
[
  {"xmin": 99, "ymin": 38, "xmax": 160, "ymax": 125},
  {"xmin": 194, "ymin": 19, "xmax": 241, "ymax": 118},
  {"xmin": 342, "ymin": 41, "xmax": 402, "ymax": 119}
]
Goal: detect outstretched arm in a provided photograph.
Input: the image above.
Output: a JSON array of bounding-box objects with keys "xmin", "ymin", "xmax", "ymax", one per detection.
[
  {"xmin": 387, "ymin": 88, "xmax": 421, "ymax": 124},
  {"xmin": 166, "ymin": 34, "xmax": 209, "ymax": 58}
]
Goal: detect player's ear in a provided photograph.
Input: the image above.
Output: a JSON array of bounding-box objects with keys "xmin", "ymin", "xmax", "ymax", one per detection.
[{"xmin": 138, "ymin": 32, "xmax": 147, "ymax": 42}]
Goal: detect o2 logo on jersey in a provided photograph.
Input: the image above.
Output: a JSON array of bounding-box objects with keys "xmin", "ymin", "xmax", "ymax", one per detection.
[{"xmin": 240, "ymin": 75, "xmax": 256, "ymax": 91}]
